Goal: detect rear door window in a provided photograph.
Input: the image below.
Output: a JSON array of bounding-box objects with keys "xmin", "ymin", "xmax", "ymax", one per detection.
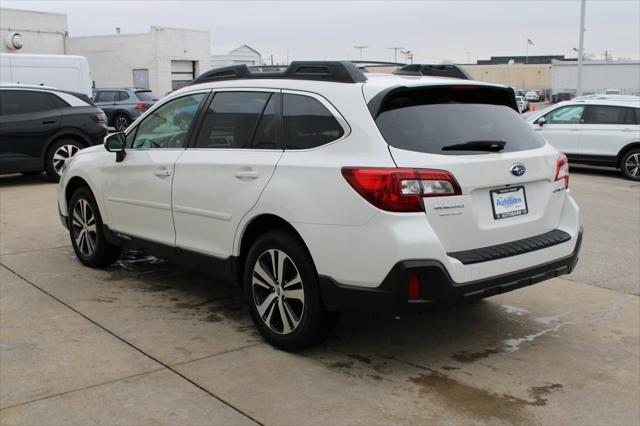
[
  {"xmin": 585, "ymin": 105, "xmax": 636, "ymax": 125},
  {"xmin": 95, "ymin": 91, "xmax": 117, "ymax": 103},
  {"xmin": 118, "ymin": 91, "xmax": 130, "ymax": 101},
  {"xmin": 374, "ymin": 87, "xmax": 543, "ymax": 155},
  {"xmin": 283, "ymin": 94, "xmax": 344, "ymax": 149},
  {"xmin": 0, "ymin": 90, "xmax": 58, "ymax": 115},
  {"xmin": 195, "ymin": 92, "xmax": 273, "ymax": 149}
]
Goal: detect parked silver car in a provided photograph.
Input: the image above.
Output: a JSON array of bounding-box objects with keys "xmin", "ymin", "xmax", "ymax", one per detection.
[{"xmin": 93, "ymin": 88, "xmax": 158, "ymax": 131}]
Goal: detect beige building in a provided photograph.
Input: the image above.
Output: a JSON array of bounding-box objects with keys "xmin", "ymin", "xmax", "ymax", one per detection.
[{"xmin": 461, "ymin": 63, "xmax": 551, "ymax": 92}]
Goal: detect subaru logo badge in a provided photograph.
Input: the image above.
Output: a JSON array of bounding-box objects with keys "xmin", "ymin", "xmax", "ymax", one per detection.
[{"xmin": 511, "ymin": 164, "xmax": 526, "ymax": 176}]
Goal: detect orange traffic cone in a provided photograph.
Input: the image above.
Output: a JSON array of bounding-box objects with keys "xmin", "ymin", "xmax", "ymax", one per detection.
[{"xmin": 531, "ymin": 103, "xmax": 537, "ymax": 112}]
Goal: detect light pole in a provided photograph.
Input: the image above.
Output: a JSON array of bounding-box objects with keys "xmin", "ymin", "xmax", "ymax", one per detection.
[
  {"xmin": 466, "ymin": 52, "xmax": 471, "ymax": 64},
  {"xmin": 387, "ymin": 47, "xmax": 404, "ymax": 63},
  {"xmin": 354, "ymin": 46, "xmax": 368, "ymax": 61},
  {"xmin": 576, "ymin": 0, "xmax": 586, "ymax": 96}
]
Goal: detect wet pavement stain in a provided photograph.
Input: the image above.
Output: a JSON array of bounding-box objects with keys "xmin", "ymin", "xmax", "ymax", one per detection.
[
  {"xmin": 408, "ymin": 369, "xmax": 564, "ymax": 424},
  {"xmin": 348, "ymin": 354, "xmax": 373, "ymax": 365},
  {"xmin": 451, "ymin": 347, "xmax": 502, "ymax": 363}
]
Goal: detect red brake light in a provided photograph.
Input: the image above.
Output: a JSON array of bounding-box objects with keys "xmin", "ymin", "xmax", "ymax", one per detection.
[
  {"xmin": 555, "ymin": 154, "xmax": 569, "ymax": 189},
  {"xmin": 134, "ymin": 102, "xmax": 150, "ymax": 111},
  {"xmin": 94, "ymin": 113, "xmax": 107, "ymax": 123},
  {"xmin": 408, "ymin": 274, "xmax": 421, "ymax": 300},
  {"xmin": 341, "ymin": 167, "xmax": 462, "ymax": 213}
]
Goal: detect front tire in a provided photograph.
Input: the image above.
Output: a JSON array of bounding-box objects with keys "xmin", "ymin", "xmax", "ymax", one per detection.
[
  {"xmin": 45, "ymin": 139, "xmax": 82, "ymax": 181},
  {"xmin": 244, "ymin": 231, "xmax": 335, "ymax": 350},
  {"xmin": 621, "ymin": 149, "xmax": 640, "ymax": 181},
  {"xmin": 68, "ymin": 187, "xmax": 121, "ymax": 267}
]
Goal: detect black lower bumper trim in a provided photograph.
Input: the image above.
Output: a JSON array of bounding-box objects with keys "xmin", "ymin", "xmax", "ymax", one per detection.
[
  {"xmin": 448, "ymin": 229, "xmax": 571, "ymax": 265},
  {"xmin": 319, "ymin": 227, "xmax": 583, "ymax": 313}
]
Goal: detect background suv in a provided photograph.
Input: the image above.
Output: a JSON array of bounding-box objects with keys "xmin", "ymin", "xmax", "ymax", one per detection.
[
  {"xmin": 0, "ymin": 84, "xmax": 107, "ymax": 180},
  {"xmin": 93, "ymin": 88, "xmax": 158, "ymax": 131},
  {"xmin": 528, "ymin": 97, "xmax": 640, "ymax": 180},
  {"xmin": 58, "ymin": 62, "xmax": 582, "ymax": 350}
]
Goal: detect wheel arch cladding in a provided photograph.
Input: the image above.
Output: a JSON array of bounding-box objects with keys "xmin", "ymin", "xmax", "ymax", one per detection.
[
  {"xmin": 65, "ymin": 176, "xmax": 92, "ymax": 210},
  {"xmin": 618, "ymin": 142, "xmax": 640, "ymax": 164},
  {"xmin": 238, "ymin": 214, "xmax": 316, "ymax": 280}
]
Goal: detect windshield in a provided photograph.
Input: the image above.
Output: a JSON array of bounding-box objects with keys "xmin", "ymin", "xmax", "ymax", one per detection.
[{"xmin": 375, "ymin": 103, "xmax": 545, "ymax": 155}]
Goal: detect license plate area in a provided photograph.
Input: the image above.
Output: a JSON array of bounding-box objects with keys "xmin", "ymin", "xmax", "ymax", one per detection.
[{"xmin": 490, "ymin": 186, "xmax": 528, "ymax": 220}]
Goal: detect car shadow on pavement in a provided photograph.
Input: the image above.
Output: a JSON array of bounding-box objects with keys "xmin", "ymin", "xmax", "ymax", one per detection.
[{"xmin": 0, "ymin": 173, "xmax": 53, "ymax": 187}]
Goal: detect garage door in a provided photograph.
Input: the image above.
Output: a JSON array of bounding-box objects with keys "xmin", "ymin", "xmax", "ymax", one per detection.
[{"xmin": 171, "ymin": 60, "xmax": 196, "ymax": 91}]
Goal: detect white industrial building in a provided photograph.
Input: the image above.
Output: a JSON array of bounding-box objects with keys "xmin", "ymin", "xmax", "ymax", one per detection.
[
  {"xmin": 551, "ymin": 60, "xmax": 640, "ymax": 96},
  {"xmin": 66, "ymin": 26, "xmax": 211, "ymax": 96},
  {"xmin": 0, "ymin": 7, "xmax": 67, "ymax": 55},
  {"xmin": 211, "ymin": 45, "xmax": 262, "ymax": 68},
  {"xmin": 1, "ymin": 7, "xmax": 212, "ymax": 96}
]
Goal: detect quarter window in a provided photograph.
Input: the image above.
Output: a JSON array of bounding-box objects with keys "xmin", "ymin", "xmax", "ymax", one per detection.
[
  {"xmin": 129, "ymin": 93, "xmax": 205, "ymax": 149},
  {"xmin": 283, "ymin": 94, "xmax": 344, "ymax": 150},
  {"xmin": 195, "ymin": 92, "xmax": 273, "ymax": 149},
  {"xmin": 544, "ymin": 105, "xmax": 585, "ymax": 124},
  {"xmin": 118, "ymin": 91, "xmax": 130, "ymax": 101}
]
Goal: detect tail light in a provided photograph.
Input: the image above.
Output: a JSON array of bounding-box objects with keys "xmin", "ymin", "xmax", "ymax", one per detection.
[
  {"xmin": 93, "ymin": 113, "xmax": 107, "ymax": 123},
  {"xmin": 555, "ymin": 154, "xmax": 569, "ymax": 188},
  {"xmin": 341, "ymin": 167, "xmax": 462, "ymax": 213},
  {"xmin": 134, "ymin": 103, "xmax": 151, "ymax": 111}
]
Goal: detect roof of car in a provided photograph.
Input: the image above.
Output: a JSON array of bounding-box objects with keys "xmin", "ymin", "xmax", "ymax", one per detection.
[{"xmin": 567, "ymin": 97, "xmax": 640, "ymax": 107}]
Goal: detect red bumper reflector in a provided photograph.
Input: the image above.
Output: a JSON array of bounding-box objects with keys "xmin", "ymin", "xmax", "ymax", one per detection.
[{"xmin": 408, "ymin": 274, "xmax": 421, "ymax": 300}]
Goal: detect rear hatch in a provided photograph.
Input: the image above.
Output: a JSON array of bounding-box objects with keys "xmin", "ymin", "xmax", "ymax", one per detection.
[{"xmin": 372, "ymin": 84, "xmax": 567, "ymax": 253}]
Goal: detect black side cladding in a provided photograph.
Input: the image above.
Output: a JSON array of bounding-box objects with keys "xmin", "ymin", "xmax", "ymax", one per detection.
[{"xmin": 189, "ymin": 61, "xmax": 367, "ymax": 85}]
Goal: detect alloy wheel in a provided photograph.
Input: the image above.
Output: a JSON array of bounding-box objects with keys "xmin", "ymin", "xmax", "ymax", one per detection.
[
  {"xmin": 52, "ymin": 144, "xmax": 79, "ymax": 176},
  {"xmin": 71, "ymin": 199, "xmax": 97, "ymax": 257},
  {"xmin": 252, "ymin": 249, "xmax": 305, "ymax": 335},
  {"xmin": 114, "ymin": 116, "xmax": 129, "ymax": 131},
  {"xmin": 625, "ymin": 153, "xmax": 640, "ymax": 177}
]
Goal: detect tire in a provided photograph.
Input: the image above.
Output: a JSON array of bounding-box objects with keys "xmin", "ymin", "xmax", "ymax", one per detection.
[
  {"xmin": 45, "ymin": 139, "xmax": 83, "ymax": 181},
  {"xmin": 244, "ymin": 231, "xmax": 336, "ymax": 350},
  {"xmin": 620, "ymin": 149, "xmax": 640, "ymax": 181},
  {"xmin": 68, "ymin": 187, "xmax": 121, "ymax": 267},
  {"xmin": 113, "ymin": 114, "xmax": 130, "ymax": 132}
]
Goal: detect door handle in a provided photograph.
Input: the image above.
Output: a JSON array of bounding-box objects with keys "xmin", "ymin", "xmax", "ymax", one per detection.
[
  {"xmin": 234, "ymin": 169, "xmax": 259, "ymax": 180},
  {"xmin": 42, "ymin": 120, "xmax": 57, "ymax": 124},
  {"xmin": 154, "ymin": 168, "xmax": 172, "ymax": 177}
]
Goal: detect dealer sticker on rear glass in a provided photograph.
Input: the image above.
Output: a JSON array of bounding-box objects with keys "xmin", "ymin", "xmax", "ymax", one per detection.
[{"xmin": 490, "ymin": 186, "xmax": 528, "ymax": 220}]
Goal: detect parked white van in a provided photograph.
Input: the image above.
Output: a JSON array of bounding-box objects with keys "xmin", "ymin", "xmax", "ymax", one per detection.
[{"xmin": 0, "ymin": 54, "xmax": 93, "ymax": 99}]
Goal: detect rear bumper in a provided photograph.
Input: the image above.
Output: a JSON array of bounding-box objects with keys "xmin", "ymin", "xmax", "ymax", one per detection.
[{"xmin": 319, "ymin": 227, "xmax": 582, "ymax": 313}]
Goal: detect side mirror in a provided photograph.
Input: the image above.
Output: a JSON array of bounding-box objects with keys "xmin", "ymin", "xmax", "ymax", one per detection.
[
  {"xmin": 104, "ymin": 132, "xmax": 126, "ymax": 162},
  {"xmin": 537, "ymin": 117, "xmax": 547, "ymax": 127}
]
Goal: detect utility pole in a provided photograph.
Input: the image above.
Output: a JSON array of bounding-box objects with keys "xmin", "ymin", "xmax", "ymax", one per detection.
[
  {"xmin": 467, "ymin": 52, "xmax": 471, "ymax": 64},
  {"xmin": 602, "ymin": 50, "xmax": 609, "ymax": 61},
  {"xmin": 270, "ymin": 54, "xmax": 274, "ymax": 66},
  {"xmin": 576, "ymin": 0, "xmax": 586, "ymax": 96},
  {"xmin": 387, "ymin": 47, "xmax": 404, "ymax": 63},
  {"xmin": 354, "ymin": 46, "xmax": 368, "ymax": 61}
]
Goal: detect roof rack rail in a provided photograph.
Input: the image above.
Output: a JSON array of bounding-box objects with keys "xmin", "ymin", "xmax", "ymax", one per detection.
[
  {"xmin": 394, "ymin": 64, "xmax": 474, "ymax": 80},
  {"xmin": 189, "ymin": 61, "xmax": 367, "ymax": 85}
]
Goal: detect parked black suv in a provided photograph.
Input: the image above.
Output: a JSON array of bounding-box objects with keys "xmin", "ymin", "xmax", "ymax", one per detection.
[{"xmin": 0, "ymin": 85, "xmax": 108, "ymax": 181}]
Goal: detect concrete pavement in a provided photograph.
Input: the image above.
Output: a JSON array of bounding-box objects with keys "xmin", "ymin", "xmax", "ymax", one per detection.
[{"xmin": 0, "ymin": 172, "xmax": 638, "ymax": 425}]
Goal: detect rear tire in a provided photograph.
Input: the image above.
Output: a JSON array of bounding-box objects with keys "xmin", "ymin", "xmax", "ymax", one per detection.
[
  {"xmin": 244, "ymin": 231, "xmax": 336, "ymax": 350},
  {"xmin": 68, "ymin": 187, "xmax": 121, "ymax": 267},
  {"xmin": 621, "ymin": 149, "xmax": 640, "ymax": 181},
  {"xmin": 45, "ymin": 139, "xmax": 83, "ymax": 181},
  {"xmin": 113, "ymin": 114, "xmax": 130, "ymax": 132}
]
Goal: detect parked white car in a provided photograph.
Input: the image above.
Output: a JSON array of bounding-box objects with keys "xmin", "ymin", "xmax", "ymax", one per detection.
[
  {"xmin": 57, "ymin": 62, "xmax": 582, "ymax": 349},
  {"xmin": 527, "ymin": 97, "xmax": 640, "ymax": 180},
  {"xmin": 525, "ymin": 91, "xmax": 540, "ymax": 102}
]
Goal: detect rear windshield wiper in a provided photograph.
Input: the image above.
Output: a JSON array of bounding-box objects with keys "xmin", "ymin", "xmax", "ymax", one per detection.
[{"xmin": 441, "ymin": 140, "xmax": 506, "ymax": 152}]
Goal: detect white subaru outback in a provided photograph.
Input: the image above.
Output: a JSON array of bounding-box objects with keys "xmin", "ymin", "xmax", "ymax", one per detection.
[{"xmin": 57, "ymin": 62, "xmax": 582, "ymax": 350}]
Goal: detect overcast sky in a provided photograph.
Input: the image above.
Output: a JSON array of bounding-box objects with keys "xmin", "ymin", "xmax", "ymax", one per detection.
[{"xmin": 4, "ymin": 0, "xmax": 639, "ymax": 64}]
